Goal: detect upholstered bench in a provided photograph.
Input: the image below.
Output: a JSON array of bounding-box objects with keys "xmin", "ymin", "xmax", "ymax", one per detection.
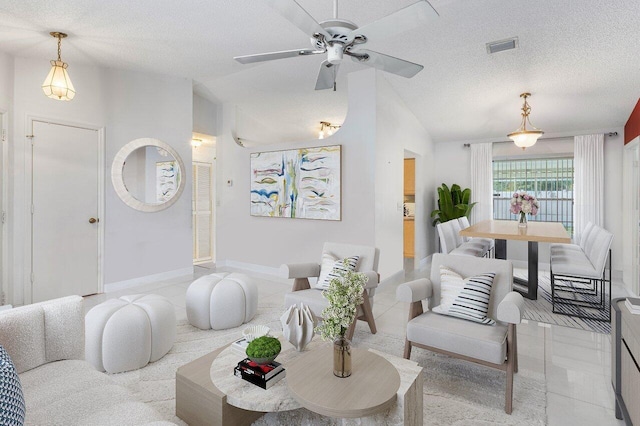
[
  {"xmin": 85, "ymin": 294, "xmax": 176, "ymax": 374},
  {"xmin": 186, "ymin": 272, "xmax": 258, "ymax": 330}
]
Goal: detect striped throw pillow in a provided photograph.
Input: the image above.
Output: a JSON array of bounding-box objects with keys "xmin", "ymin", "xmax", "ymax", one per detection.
[
  {"xmin": 315, "ymin": 253, "xmax": 360, "ymax": 289},
  {"xmin": 432, "ymin": 266, "xmax": 496, "ymax": 325}
]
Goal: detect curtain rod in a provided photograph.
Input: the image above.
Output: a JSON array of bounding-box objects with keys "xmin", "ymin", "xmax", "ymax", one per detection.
[{"xmin": 463, "ymin": 132, "xmax": 618, "ymax": 148}]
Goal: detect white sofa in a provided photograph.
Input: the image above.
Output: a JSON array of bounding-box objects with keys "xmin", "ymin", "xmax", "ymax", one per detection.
[{"xmin": 0, "ymin": 296, "xmax": 176, "ymax": 426}]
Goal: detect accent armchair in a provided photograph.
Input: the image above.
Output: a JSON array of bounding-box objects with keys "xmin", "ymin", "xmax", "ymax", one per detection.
[
  {"xmin": 396, "ymin": 253, "xmax": 524, "ymax": 414},
  {"xmin": 281, "ymin": 242, "xmax": 380, "ymax": 340}
]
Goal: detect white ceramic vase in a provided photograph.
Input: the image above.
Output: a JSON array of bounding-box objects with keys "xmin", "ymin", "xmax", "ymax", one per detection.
[{"xmin": 281, "ymin": 303, "xmax": 315, "ymax": 351}]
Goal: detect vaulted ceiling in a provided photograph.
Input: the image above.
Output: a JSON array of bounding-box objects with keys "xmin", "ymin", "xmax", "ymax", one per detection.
[{"xmin": 1, "ymin": 0, "xmax": 639, "ymax": 143}]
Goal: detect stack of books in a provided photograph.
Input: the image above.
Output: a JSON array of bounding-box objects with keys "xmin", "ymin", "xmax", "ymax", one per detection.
[
  {"xmin": 234, "ymin": 358, "xmax": 285, "ymax": 389},
  {"xmin": 626, "ymin": 298, "xmax": 640, "ymax": 315}
]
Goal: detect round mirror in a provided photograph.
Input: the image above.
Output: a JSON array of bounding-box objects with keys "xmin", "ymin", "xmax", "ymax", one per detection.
[{"xmin": 111, "ymin": 138, "xmax": 186, "ymax": 212}]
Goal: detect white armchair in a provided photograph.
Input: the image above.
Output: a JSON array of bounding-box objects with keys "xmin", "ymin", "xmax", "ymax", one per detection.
[
  {"xmin": 396, "ymin": 253, "xmax": 524, "ymax": 414},
  {"xmin": 282, "ymin": 242, "xmax": 380, "ymax": 340}
]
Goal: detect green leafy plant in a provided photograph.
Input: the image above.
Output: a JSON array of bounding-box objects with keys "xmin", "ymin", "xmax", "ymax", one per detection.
[
  {"xmin": 315, "ymin": 262, "xmax": 367, "ymax": 341},
  {"xmin": 430, "ymin": 183, "xmax": 476, "ymax": 226},
  {"xmin": 246, "ymin": 336, "xmax": 281, "ymax": 358}
]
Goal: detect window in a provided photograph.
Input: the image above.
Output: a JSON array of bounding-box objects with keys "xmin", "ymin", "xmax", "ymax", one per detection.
[{"xmin": 493, "ymin": 157, "xmax": 574, "ymax": 235}]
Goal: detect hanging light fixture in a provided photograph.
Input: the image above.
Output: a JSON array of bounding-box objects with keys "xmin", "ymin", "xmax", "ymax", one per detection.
[
  {"xmin": 507, "ymin": 92, "xmax": 543, "ymax": 150},
  {"xmin": 318, "ymin": 121, "xmax": 341, "ymax": 139},
  {"xmin": 42, "ymin": 32, "xmax": 76, "ymax": 101}
]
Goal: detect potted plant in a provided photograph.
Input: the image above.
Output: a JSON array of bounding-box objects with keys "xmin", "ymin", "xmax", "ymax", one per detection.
[
  {"xmin": 315, "ymin": 262, "xmax": 367, "ymax": 378},
  {"xmin": 430, "ymin": 183, "xmax": 476, "ymax": 226},
  {"xmin": 246, "ymin": 336, "xmax": 281, "ymax": 365}
]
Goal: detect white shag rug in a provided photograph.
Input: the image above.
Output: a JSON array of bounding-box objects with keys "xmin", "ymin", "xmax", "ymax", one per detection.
[{"xmin": 110, "ymin": 302, "xmax": 546, "ymax": 425}]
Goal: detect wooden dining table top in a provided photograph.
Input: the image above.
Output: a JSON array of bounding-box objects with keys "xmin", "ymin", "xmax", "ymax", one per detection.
[{"xmin": 459, "ymin": 219, "xmax": 571, "ymax": 244}]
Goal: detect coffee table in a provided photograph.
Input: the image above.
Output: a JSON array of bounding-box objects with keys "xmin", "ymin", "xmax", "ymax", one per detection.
[
  {"xmin": 286, "ymin": 346, "xmax": 401, "ymax": 418},
  {"xmin": 176, "ymin": 338, "xmax": 423, "ymax": 426}
]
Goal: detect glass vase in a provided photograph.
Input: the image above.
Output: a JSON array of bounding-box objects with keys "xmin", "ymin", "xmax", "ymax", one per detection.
[
  {"xmin": 333, "ymin": 336, "xmax": 352, "ymax": 378},
  {"xmin": 518, "ymin": 212, "xmax": 528, "ymax": 228}
]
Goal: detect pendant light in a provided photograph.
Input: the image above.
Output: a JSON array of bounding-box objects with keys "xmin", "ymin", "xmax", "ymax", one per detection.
[
  {"xmin": 507, "ymin": 92, "xmax": 543, "ymax": 150},
  {"xmin": 42, "ymin": 32, "xmax": 76, "ymax": 101}
]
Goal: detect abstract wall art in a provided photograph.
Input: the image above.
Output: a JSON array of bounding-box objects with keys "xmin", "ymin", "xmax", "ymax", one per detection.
[{"xmin": 250, "ymin": 145, "xmax": 341, "ymax": 220}]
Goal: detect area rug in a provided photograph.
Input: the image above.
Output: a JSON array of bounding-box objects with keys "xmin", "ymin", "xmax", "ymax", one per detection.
[
  {"xmin": 516, "ymin": 268, "xmax": 610, "ymax": 334},
  {"xmin": 111, "ymin": 302, "xmax": 546, "ymax": 425}
]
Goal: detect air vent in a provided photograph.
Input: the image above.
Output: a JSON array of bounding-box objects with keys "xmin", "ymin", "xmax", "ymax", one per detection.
[{"xmin": 486, "ymin": 37, "xmax": 519, "ymax": 54}]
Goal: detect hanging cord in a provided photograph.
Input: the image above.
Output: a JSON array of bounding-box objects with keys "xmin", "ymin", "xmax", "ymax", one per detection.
[{"xmin": 57, "ymin": 34, "xmax": 62, "ymax": 61}]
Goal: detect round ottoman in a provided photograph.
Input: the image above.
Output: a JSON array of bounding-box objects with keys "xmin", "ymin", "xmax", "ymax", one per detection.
[
  {"xmin": 85, "ymin": 294, "xmax": 176, "ymax": 374},
  {"xmin": 186, "ymin": 272, "xmax": 258, "ymax": 330}
]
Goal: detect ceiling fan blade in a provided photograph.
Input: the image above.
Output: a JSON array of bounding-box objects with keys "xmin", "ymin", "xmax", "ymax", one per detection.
[
  {"xmin": 234, "ymin": 49, "xmax": 320, "ymax": 64},
  {"xmin": 266, "ymin": 0, "xmax": 330, "ymax": 39},
  {"xmin": 350, "ymin": 49, "xmax": 424, "ymax": 78},
  {"xmin": 350, "ymin": 0, "xmax": 438, "ymax": 44},
  {"xmin": 315, "ymin": 60, "xmax": 339, "ymax": 90}
]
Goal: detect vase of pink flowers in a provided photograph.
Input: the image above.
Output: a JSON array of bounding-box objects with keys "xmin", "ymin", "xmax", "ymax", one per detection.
[{"xmin": 510, "ymin": 192, "xmax": 539, "ymax": 228}]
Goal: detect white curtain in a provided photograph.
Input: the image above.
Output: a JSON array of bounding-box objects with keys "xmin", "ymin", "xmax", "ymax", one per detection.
[
  {"xmin": 470, "ymin": 143, "xmax": 493, "ymax": 224},
  {"xmin": 574, "ymin": 134, "xmax": 604, "ymax": 242}
]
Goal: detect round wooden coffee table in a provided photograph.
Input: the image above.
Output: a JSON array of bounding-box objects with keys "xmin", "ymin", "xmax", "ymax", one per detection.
[{"xmin": 286, "ymin": 345, "xmax": 401, "ymax": 418}]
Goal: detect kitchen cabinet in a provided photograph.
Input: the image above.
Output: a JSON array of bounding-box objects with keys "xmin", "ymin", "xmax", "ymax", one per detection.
[
  {"xmin": 404, "ymin": 159, "xmax": 415, "ymax": 195},
  {"xmin": 404, "ymin": 219, "xmax": 415, "ymax": 258}
]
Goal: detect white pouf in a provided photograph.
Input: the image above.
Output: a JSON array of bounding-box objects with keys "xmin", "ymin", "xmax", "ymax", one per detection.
[
  {"xmin": 186, "ymin": 272, "xmax": 258, "ymax": 330},
  {"xmin": 85, "ymin": 294, "xmax": 176, "ymax": 374}
]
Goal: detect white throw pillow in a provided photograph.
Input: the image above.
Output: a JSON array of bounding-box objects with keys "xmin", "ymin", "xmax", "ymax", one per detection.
[
  {"xmin": 432, "ymin": 266, "xmax": 496, "ymax": 325},
  {"xmin": 315, "ymin": 253, "xmax": 360, "ymax": 290}
]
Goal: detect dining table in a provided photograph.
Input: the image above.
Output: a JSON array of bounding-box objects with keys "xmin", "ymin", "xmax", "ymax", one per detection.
[{"xmin": 459, "ymin": 219, "xmax": 571, "ymax": 300}]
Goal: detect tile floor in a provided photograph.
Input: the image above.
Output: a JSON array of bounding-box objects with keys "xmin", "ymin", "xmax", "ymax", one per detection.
[{"xmin": 84, "ymin": 262, "xmax": 628, "ymax": 425}]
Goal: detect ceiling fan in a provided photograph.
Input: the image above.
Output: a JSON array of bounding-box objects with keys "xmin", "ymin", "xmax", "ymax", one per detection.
[{"xmin": 234, "ymin": 0, "xmax": 439, "ymax": 90}]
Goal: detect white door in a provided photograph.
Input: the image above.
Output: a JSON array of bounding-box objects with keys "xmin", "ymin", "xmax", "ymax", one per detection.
[
  {"xmin": 193, "ymin": 162, "xmax": 213, "ymax": 263},
  {"xmin": 31, "ymin": 121, "xmax": 100, "ymax": 302}
]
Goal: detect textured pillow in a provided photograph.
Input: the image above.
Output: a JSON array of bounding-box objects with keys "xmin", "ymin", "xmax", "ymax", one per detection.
[
  {"xmin": 0, "ymin": 345, "xmax": 26, "ymax": 426},
  {"xmin": 315, "ymin": 253, "xmax": 360, "ymax": 289},
  {"xmin": 432, "ymin": 266, "xmax": 496, "ymax": 325}
]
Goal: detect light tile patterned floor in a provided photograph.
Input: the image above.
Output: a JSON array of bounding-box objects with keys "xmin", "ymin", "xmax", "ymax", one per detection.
[{"xmin": 84, "ymin": 262, "xmax": 628, "ymax": 425}]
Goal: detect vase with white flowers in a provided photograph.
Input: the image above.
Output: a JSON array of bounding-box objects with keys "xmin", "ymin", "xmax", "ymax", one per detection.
[
  {"xmin": 315, "ymin": 262, "xmax": 367, "ymax": 378},
  {"xmin": 510, "ymin": 192, "xmax": 539, "ymax": 228}
]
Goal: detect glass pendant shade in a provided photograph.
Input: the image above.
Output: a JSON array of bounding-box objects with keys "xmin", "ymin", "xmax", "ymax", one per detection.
[
  {"xmin": 508, "ymin": 129, "xmax": 543, "ymax": 149},
  {"xmin": 42, "ymin": 32, "xmax": 75, "ymax": 101},
  {"xmin": 42, "ymin": 60, "xmax": 76, "ymax": 101}
]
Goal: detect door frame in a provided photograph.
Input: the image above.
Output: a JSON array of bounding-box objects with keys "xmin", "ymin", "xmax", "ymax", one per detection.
[
  {"xmin": 0, "ymin": 109, "xmax": 7, "ymax": 305},
  {"xmin": 24, "ymin": 115, "xmax": 105, "ymax": 304}
]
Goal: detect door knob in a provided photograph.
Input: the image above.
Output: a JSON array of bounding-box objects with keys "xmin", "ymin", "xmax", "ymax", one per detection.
[{"xmin": 89, "ymin": 218, "xmax": 99, "ymax": 224}]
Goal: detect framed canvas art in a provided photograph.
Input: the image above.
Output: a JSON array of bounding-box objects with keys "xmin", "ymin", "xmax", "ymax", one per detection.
[{"xmin": 250, "ymin": 145, "xmax": 341, "ymax": 220}]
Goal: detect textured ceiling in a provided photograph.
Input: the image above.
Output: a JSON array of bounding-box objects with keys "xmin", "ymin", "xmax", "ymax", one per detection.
[{"xmin": 1, "ymin": 0, "xmax": 639, "ymax": 142}]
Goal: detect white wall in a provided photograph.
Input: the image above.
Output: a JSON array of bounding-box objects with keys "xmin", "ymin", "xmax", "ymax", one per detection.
[
  {"xmin": 214, "ymin": 69, "xmax": 435, "ymax": 279},
  {"xmin": 8, "ymin": 56, "xmax": 193, "ymax": 303},
  {"xmin": 193, "ymin": 93, "xmax": 218, "ymax": 136},
  {"xmin": 375, "ymin": 73, "xmax": 436, "ymax": 276},
  {"xmin": 434, "ymin": 130, "xmax": 625, "ymax": 275},
  {"xmin": 215, "ymin": 69, "xmax": 378, "ymax": 274}
]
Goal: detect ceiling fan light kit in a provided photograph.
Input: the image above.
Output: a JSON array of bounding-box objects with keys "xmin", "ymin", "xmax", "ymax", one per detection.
[
  {"xmin": 234, "ymin": 0, "xmax": 438, "ymax": 90},
  {"xmin": 42, "ymin": 31, "xmax": 76, "ymax": 101},
  {"xmin": 508, "ymin": 92, "xmax": 544, "ymax": 150}
]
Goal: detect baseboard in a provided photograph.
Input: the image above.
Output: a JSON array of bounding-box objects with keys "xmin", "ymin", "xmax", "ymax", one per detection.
[
  {"xmin": 379, "ymin": 269, "xmax": 405, "ymax": 289},
  {"xmin": 104, "ymin": 267, "xmax": 194, "ymax": 293},
  {"xmin": 216, "ymin": 260, "xmax": 282, "ymax": 278}
]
